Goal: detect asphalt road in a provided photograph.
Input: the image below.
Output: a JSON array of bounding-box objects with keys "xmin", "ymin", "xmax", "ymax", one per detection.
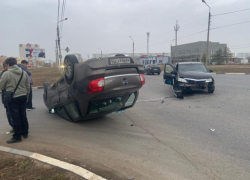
[{"xmin": 1, "ymin": 74, "xmax": 250, "ymax": 180}]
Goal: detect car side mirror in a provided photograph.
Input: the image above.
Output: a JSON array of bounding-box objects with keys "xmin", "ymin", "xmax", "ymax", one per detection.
[
  {"xmin": 170, "ymin": 71, "xmax": 177, "ymax": 75},
  {"xmin": 209, "ymin": 70, "xmax": 213, "ymax": 73}
]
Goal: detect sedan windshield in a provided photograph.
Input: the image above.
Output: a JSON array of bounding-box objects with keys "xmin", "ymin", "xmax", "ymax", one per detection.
[{"xmin": 178, "ymin": 64, "xmax": 208, "ymax": 73}]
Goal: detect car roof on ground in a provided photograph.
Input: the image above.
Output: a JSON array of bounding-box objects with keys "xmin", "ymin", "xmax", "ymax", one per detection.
[{"xmin": 177, "ymin": 62, "xmax": 203, "ymax": 65}]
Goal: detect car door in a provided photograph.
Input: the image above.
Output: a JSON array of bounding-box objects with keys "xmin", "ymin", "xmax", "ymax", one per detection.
[{"xmin": 163, "ymin": 64, "xmax": 177, "ymax": 85}]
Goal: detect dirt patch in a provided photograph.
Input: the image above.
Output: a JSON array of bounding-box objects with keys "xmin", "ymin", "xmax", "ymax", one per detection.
[
  {"xmin": 0, "ymin": 151, "xmax": 85, "ymax": 180},
  {"xmin": 29, "ymin": 67, "xmax": 63, "ymax": 87}
]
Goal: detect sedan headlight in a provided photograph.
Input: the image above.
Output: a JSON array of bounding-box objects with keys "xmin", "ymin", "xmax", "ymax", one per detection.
[
  {"xmin": 206, "ymin": 78, "xmax": 213, "ymax": 83},
  {"xmin": 178, "ymin": 78, "xmax": 187, "ymax": 83}
]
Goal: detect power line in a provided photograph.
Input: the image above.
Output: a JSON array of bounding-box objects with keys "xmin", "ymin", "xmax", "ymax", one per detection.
[
  {"xmin": 180, "ymin": 17, "xmax": 207, "ymax": 28},
  {"xmin": 57, "ymin": 0, "xmax": 60, "ymax": 24},
  {"xmin": 135, "ymin": 30, "xmax": 207, "ymax": 51},
  {"xmin": 60, "ymin": 0, "xmax": 66, "ymax": 34},
  {"xmin": 210, "ymin": 21, "xmax": 250, "ymax": 30},
  {"xmin": 213, "ymin": 8, "xmax": 250, "ymax": 16}
]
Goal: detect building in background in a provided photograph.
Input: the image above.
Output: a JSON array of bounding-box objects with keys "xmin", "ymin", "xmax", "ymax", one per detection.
[
  {"xmin": 171, "ymin": 41, "xmax": 227, "ymax": 64},
  {"xmin": 92, "ymin": 53, "xmax": 170, "ymax": 65},
  {"xmin": 236, "ymin": 53, "xmax": 250, "ymax": 59},
  {"xmin": 0, "ymin": 56, "xmax": 8, "ymax": 67}
]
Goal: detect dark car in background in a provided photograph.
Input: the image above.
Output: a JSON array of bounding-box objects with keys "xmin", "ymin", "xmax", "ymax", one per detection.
[
  {"xmin": 163, "ymin": 62, "xmax": 215, "ymax": 98},
  {"xmin": 144, "ymin": 64, "xmax": 161, "ymax": 75},
  {"xmin": 43, "ymin": 54, "xmax": 145, "ymax": 122}
]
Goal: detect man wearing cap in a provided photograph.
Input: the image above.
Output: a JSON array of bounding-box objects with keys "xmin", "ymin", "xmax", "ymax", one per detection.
[
  {"xmin": 0, "ymin": 57, "xmax": 30, "ymax": 143},
  {"xmin": 0, "ymin": 62, "xmax": 14, "ymax": 132},
  {"xmin": 18, "ymin": 60, "xmax": 35, "ymax": 110}
]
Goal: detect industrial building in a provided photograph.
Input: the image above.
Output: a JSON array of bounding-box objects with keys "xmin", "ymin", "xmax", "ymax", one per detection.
[{"xmin": 171, "ymin": 41, "xmax": 227, "ymax": 64}]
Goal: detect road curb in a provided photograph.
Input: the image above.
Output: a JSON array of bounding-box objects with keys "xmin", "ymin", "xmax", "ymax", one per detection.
[
  {"xmin": 211, "ymin": 73, "xmax": 250, "ymax": 75},
  {"xmin": 0, "ymin": 146, "xmax": 107, "ymax": 180},
  {"xmin": 32, "ymin": 86, "xmax": 44, "ymax": 90}
]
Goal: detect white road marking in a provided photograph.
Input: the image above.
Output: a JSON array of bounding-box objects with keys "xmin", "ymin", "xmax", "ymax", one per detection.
[{"xmin": 137, "ymin": 97, "xmax": 165, "ymax": 102}]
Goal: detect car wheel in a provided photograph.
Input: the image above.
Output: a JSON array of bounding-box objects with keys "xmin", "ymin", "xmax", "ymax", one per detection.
[
  {"xmin": 147, "ymin": 72, "xmax": 150, "ymax": 75},
  {"xmin": 158, "ymin": 73, "xmax": 160, "ymax": 75},
  {"xmin": 43, "ymin": 82, "xmax": 50, "ymax": 99},
  {"xmin": 64, "ymin": 55, "xmax": 79, "ymax": 81},
  {"xmin": 208, "ymin": 86, "xmax": 215, "ymax": 93}
]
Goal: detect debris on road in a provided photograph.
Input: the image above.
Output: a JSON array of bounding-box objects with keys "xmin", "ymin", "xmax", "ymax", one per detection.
[
  {"xmin": 131, "ymin": 124, "xmax": 134, "ymax": 126},
  {"xmin": 113, "ymin": 110, "xmax": 125, "ymax": 114},
  {"xmin": 211, "ymin": 129, "xmax": 216, "ymax": 132},
  {"xmin": 161, "ymin": 100, "xmax": 164, "ymax": 103}
]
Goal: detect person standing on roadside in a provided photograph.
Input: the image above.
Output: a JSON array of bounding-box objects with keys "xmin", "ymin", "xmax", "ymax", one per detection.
[
  {"xmin": 0, "ymin": 57, "xmax": 30, "ymax": 144},
  {"xmin": 0, "ymin": 62, "xmax": 14, "ymax": 133},
  {"xmin": 18, "ymin": 60, "xmax": 35, "ymax": 110}
]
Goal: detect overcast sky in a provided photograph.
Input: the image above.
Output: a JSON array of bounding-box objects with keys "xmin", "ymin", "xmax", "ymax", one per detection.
[{"xmin": 0, "ymin": 0, "xmax": 250, "ymax": 60}]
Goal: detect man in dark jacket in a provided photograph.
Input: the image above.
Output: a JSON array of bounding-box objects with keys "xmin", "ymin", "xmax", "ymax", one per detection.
[
  {"xmin": 0, "ymin": 62, "xmax": 14, "ymax": 132},
  {"xmin": 0, "ymin": 57, "xmax": 30, "ymax": 143},
  {"xmin": 18, "ymin": 60, "xmax": 35, "ymax": 110}
]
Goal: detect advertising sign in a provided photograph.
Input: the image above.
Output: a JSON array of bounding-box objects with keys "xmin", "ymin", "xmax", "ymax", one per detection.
[{"xmin": 25, "ymin": 48, "xmax": 45, "ymax": 58}]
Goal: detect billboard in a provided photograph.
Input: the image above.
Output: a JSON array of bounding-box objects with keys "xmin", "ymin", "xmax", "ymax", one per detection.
[{"xmin": 25, "ymin": 48, "xmax": 45, "ymax": 58}]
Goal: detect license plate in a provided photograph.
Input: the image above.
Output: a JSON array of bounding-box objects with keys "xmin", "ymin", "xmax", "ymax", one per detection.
[
  {"xmin": 196, "ymin": 81, "xmax": 205, "ymax": 85},
  {"xmin": 110, "ymin": 58, "xmax": 131, "ymax": 64},
  {"xmin": 154, "ymin": 69, "xmax": 158, "ymax": 70}
]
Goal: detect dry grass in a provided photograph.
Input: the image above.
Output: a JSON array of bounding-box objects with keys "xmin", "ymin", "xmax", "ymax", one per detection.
[
  {"xmin": 29, "ymin": 67, "xmax": 63, "ymax": 87},
  {"xmin": 207, "ymin": 64, "xmax": 250, "ymax": 73},
  {"xmin": 0, "ymin": 151, "xmax": 85, "ymax": 180}
]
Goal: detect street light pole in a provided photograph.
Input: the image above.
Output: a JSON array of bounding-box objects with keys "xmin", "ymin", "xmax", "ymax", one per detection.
[
  {"xmin": 57, "ymin": 18, "xmax": 67, "ymax": 65},
  {"xmin": 170, "ymin": 39, "xmax": 174, "ymax": 64},
  {"xmin": 202, "ymin": 0, "xmax": 211, "ymax": 66},
  {"xmin": 147, "ymin": 32, "xmax": 150, "ymax": 64},
  {"xmin": 129, "ymin": 36, "xmax": 134, "ymax": 57},
  {"xmin": 98, "ymin": 48, "xmax": 102, "ymax": 58}
]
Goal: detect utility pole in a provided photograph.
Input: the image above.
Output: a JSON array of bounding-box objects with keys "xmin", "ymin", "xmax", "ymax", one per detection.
[
  {"xmin": 147, "ymin": 32, "xmax": 150, "ymax": 64},
  {"xmin": 98, "ymin": 48, "xmax": 102, "ymax": 58},
  {"xmin": 174, "ymin": 20, "xmax": 180, "ymax": 46},
  {"xmin": 129, "ymin": 36, "xmax": 134, "ymax": 58},
  {"xmin": 170, "ymin": 39, "xmax": 174, "ymax": 64},
  {"xmin": 202, "ymin": 0, "xmax": 211, "ymax": 66},
  {"xmin": 57, "ymin": 25, "xmax": 62, "ymax": 65},
  {"xmin": 55, "ymin": 40, "xmax": 58, "ymax": 65},
  {"xmin": 56, "ymin": 18, "xmax": 67, "ymax": 66}
]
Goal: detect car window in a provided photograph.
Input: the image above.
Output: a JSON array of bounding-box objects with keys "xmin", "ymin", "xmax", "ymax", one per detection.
[
  {"xmin": 178, "ymin": 64, "xmax": 208, "ymax": 73},
  {"xmin": 88, "ymin": 95, "xmax": 129, "ymax": 114},
  {"xmin": 124, "ymin": 93, "xmax": 136, "ymax": 107},
  {"xmin": 150, "ymin": 65, "xmax": 159, "ymax": 67},
  {"xmin": 165, "ymin": 64, "xmax": 174, "ymax": 73},
  {"xmin": 64, "ymin": 102, "xmax": 81, "ymax": 121}
]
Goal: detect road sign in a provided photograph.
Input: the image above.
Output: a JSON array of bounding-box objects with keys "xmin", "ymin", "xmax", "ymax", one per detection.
[{"xmin": 65, "ymin": 47, "xmax": 70, "ymax": 53}]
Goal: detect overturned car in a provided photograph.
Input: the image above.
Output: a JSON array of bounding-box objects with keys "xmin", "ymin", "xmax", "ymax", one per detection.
[{"xmin": 43, "ymin": 54, "xmax": 145, "ymax": 122}]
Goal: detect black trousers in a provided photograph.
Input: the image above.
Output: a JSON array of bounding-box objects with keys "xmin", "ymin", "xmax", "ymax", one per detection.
[
  {"xmin": 4, "ymin": 103, "xmax": 13, "ymax": 128},
  {"xmin": 8, "ymin": 96, "xmax": 29, "ymax": 139},
  {"xmin": 26, "ymin": 86, "xmax": 33, "ymax": 109}
]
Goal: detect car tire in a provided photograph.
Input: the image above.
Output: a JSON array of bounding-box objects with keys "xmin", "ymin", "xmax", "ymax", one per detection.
[
  {"xmin": 208, "ymin": 89, "xmax": 215, "ymax": 93},
  {"xmin": 208, "ymin": 86, "xmax": 215, "ymax": 93},
  {"xmin": 64, "ymin": 55, "xmax": 79, "ymax": 81},
  {"xmin": 43, "ymin": 82, "xmax": 50, "ymax": 99},
  {"xmin": 158, "ymin": 73, "xmax": 160, "ymax": 75}
]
